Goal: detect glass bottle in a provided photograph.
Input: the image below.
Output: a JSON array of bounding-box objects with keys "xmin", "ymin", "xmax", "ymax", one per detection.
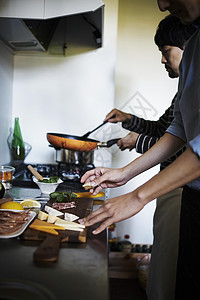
[
  {"xmin": 118, "ymin": 234, "xmax": 132, "ymax": 252},
  {"xmin": 11, "ymin": 117, "xmax": 25, "ymax": 161}
]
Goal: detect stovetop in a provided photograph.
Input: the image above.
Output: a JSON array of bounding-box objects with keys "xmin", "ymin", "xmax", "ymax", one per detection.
[{"xmin": 12, "ymin": 162, "xmax": 94, "ymax": 191}]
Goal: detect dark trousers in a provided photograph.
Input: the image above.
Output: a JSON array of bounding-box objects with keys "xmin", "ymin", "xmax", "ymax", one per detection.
[{"xmin": 175, "ymin": 186, "xmax": 200, "ymax": 300}]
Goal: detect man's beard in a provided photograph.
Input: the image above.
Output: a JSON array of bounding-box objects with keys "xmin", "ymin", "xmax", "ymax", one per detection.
[{"xmin": 168, "ymin": 69, "xmax": 179, "ymax": 78}]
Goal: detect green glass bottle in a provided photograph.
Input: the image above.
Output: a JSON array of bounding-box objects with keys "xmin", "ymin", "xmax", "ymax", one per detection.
[{"xmin": 11, "ymin": 117, "xmax": 25, "ymax": 161}]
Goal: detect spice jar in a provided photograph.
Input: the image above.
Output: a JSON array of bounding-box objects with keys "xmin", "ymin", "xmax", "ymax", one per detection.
[{"xmin": 0, "ymin": 166, "xmax": 15, "ymax": 189}]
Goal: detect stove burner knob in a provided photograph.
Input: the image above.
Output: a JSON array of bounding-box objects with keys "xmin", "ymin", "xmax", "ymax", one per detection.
[{"xmin": 61, "ymin": 171, "xmax": 80, "ymax": 180}]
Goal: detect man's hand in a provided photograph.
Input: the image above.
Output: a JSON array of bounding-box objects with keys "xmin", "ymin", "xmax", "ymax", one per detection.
[
  {"xmin": 117, "ymin": 132, "xmax": 139, "ymax": 151},
  {"xmin": 79, "ymin": 190, "xmax": 145, "ymax": 234},
  {"xmin": 104, "ymin": 108, "xmax": 132, "ymax": 124},
  {"xmin": 81, "ymin": 167, "xmax": 128, "ymax": 195}
]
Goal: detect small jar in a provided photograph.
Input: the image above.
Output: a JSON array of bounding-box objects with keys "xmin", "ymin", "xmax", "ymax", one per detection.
[{"xmin": 0, "ymin": 166, "xmax": 15, "ymax": 189}]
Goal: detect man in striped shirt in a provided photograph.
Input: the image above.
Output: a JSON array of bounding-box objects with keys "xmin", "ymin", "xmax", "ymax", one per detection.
[
  {"xmin": 105, "ymin": 98, "xmax": 183, "ymax": 170},
  {"xmin": 103, "ymin": 15, "xmax": 195, "ymax": 300}
]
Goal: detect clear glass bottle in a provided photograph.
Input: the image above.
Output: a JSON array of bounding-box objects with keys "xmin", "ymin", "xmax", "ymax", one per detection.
[{"xmin": 11, "ymin": 117, "xmax": 25, "ymax": 161}]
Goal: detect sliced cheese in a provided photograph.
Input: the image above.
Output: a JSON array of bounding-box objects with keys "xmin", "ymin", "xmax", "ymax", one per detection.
[
  {"xmin": 82, "ymin": 182, "xmax": 93, "ymax": 189},
  {"xmin": 30, "ymin": 227, "xmax": 59, "ymax": 235},
  {"xmin": 54, "ymin": 223, "xmax": 84, "ymax": 232},
  {"xmin": 30, "ymin": 219, "xmax": 66, "ymax": 230},
  {"xmin": 62, "ymin": 227, "xmax": 83, "ymax": 232},
  {"xmin": 38, "ymin": 211, "xmax": 48, "ymax": 221},
  {"xmin": 44, "ymin": 205, "xmax": 64, "ymax": 217},
  {"xmin": 55, "ymin": 218, "xmax": 85, "ymax": 229},
  {"xmin": 47, "ymin": 215, "xmax": 58, "ymax": 224},
  {"xmin": 64, "ymin": 212, "xmax": 79, "ymax": 222}
]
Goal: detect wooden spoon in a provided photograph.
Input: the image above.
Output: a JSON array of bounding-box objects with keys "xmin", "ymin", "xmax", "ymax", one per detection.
[{"xmin": 27, "ymin": 165, "xmax": 44, "ymax": 181}]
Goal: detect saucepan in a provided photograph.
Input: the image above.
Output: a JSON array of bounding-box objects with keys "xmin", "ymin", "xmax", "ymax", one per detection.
[
  {"xmin": 48, "ymin": 145, "xmax": 95, "ymax": 164},
  {"xmin": 47, "ymin": 120, "xmax": 120, "ymax": 152}
]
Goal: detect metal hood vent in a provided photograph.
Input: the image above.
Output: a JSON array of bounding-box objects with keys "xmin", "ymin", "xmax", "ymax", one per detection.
[{"xmin": 0, "ymin": 0, "xmax": 104, "ymax": 56}]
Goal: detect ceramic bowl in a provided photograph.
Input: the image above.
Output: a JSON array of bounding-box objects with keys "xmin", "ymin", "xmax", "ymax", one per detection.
[{"xmin": 33, "ymin": 177, "xmax": 63, "ymax": 195}]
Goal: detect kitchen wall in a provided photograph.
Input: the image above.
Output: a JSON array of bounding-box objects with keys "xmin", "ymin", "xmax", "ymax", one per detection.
[
  {"xmin": 0, "ymin": 42, "xmax": 14, "ymax": 165},
  {"xmin": 12, "ymin": 0, "xmax": 118, "ymax": 167},
  {"xmin": 110, "ymin": 0, "xmax": 178, "ymax": 244}
]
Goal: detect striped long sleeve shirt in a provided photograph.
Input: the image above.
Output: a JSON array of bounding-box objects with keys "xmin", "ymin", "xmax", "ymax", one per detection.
[{"xmin": 122, "ymin": 94, "xmax": 186, "ymax": 170}]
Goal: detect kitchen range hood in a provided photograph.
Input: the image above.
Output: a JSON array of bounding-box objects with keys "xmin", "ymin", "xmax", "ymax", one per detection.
[{"xmin": 0, "ymin": 0, "xmax": 104, "ymax": 56}]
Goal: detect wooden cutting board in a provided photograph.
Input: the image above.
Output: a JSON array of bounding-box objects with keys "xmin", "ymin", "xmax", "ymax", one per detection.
[{"xmin": 22, "ymin": 198, "xmax": 93, "ymax": 262}]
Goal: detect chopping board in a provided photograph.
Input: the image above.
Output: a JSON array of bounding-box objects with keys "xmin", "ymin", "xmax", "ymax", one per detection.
[{"xmin": 22, "ymin": 198, "xmax": 93, "ymax": 262}]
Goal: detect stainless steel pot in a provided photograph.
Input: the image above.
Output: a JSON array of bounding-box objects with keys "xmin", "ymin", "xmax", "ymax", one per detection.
[{"xmin": 55, "ymin": 148, "xmax": 94, "ymax": 165}]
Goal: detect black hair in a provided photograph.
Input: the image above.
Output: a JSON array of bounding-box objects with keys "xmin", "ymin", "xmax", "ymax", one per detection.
[{"xmin": 154, "ymin": 14, "xmax": 196, "ymax": 49}]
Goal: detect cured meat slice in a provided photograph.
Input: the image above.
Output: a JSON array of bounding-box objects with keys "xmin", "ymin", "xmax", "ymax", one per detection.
[{"xmin": 52, "ymin": 202, "xmax": 76, "ymax": 210}]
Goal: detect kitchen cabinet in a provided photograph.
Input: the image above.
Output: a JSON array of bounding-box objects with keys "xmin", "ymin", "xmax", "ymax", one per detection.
[
  {"xmin": 0, "ymin": 0, "xmax": 104, "ymax": 55},
  {"xmin": 45, "ymin": 0, "xmax": 104, "ymax": 19},
  {"xmin": 0, "ymin": 187, "xmax": 109, "ymax": 300},
  {"xmin": 0, "ymin": 0, "xmax": 104, "ymax": 19},
  {"xmin": 0, "ymin": 0, "xmax": 44, "ymax": 19}
]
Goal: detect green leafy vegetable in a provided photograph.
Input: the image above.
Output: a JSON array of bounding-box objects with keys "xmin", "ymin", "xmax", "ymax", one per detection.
[
  {"xmin": 50, "ymin": 191, "xmax": 77, "ymax": 203},
  {"xmin": 39, "ymin": 176, "xmax": 59, "ymax": 183}
]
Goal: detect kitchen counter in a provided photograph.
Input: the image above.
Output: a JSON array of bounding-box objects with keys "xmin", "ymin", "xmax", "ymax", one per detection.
[{"xmin": 0, "ymin": 187, "xmax": 109, "ymax": 300}]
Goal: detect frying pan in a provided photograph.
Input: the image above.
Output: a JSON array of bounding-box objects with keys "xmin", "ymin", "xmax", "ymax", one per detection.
[
  {"xmin": 47, "ymin": 119, "xmax": 120, "ymax": 152},
  {"xmin": 47, "ymin": 133, "xmax": 119, "ymax": 151}
]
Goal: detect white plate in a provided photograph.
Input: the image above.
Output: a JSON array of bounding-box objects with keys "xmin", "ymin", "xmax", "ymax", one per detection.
[{"xmin": 0, "ymin": 209, "xmax": 36, "ymax": 239}]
